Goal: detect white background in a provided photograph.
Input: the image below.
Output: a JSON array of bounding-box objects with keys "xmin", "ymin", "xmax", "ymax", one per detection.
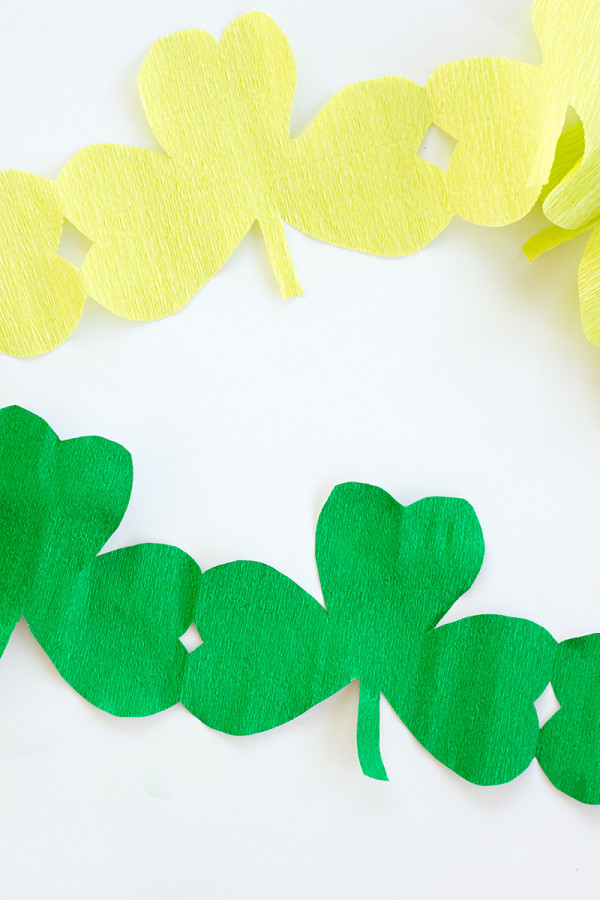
[{"xmin": 1, "ymin": 0, "xmax": 600, "ymax": 896}]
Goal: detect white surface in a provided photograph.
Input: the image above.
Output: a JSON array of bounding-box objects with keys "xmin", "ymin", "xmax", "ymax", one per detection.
[{"xmin": 0, "ymin": 1, "xmax": 599, "ymax": 897}]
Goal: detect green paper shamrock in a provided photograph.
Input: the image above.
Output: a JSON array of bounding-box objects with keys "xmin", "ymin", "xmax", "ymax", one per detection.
[
  {"xmin": 0, "ymin": 406, "xmax": 200, "ymax": 715},
  {"xmin": 183, "ymin": 482, "xmax": 556, "ymax": 782}
]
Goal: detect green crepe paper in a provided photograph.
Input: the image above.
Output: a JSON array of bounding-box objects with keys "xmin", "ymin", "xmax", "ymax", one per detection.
[
  {"xmin": 183, "ymin": 483, "xmax": 556, "ymax": 784},
  {"xmin": 28, "ymin": 544, "xmax": 200, "ymax": 716},
  {"xmin": 0, "ymin": 405, "xmax": 132, "ymax": 654},
  {"xmin": 0, "ymin": 406, "xmax": 200, "ymax": 715},
  {"xmin": 537, "ymin": 634, "xmax": 600, "ymax": 804},
  {"xmin": 4, "ymin": 404, "xmax": 597, "ymax": 802}
]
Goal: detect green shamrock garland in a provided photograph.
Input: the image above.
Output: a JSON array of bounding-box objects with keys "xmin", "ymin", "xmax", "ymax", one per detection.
[{"xmin": 1, "ymin": 404, "xmax": 598, "ymax": 804}]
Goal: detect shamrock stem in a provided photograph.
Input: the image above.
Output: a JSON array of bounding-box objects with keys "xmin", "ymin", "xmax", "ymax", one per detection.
[
  {"xmin": 356, "ymin": 680, "xmax": 389, "ymax": 781},
  {"xmin": 259, "ymin": 217, "xmax": 303, "ymax": 299}
]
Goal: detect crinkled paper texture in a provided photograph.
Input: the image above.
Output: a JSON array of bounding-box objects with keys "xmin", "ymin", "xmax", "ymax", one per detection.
[
  {"xmin": 0, "ymin": 4, "xmax": 590, "ymax": 354},
  {"xmin": 1, "ymin": 405, "xmax": 584, "ymax": 802}
]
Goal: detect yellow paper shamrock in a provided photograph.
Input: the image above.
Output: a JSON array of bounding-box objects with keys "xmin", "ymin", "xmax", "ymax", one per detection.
[
  {"xmin": 56, "ymin": 13, "xmax": 450, "ymax": 321},
  {"xmin": 5, "ymin": 4, "xmax": 596, "ymax": 356},
  {"xmin": 0, "ymin": 171, "xmax": 84, "ymax": 356}
]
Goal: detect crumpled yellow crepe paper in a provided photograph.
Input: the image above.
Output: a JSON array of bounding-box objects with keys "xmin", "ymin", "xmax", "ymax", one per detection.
[
  {"xmin": 523, "ymin": 1, "xmax": 600, "ymax": 349},
  {"xmin": 0, "ymin": 171, "xmax": 83, "ymax": 357},
  {"xmin": 533, "ymin": 0, "xmax": 600, "ymax": 231},
  {"xmin": 2, "ymin": 3, "xmax": 598, "ymax": 355}
]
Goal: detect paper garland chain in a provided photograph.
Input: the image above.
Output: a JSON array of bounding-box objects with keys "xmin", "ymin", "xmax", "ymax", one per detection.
[
  {"xmin": 2, "ymin": 2, "xmax": 600, "ymax": 355},
  {"xmin": 2, "ymin": 404, "xmax": 600, "ymax": 805}
]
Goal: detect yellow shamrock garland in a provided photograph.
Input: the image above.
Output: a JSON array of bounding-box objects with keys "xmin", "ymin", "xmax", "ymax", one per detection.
[{"xmin": 2, "ymin": 3, "xmax": 600, "ymax": 355}]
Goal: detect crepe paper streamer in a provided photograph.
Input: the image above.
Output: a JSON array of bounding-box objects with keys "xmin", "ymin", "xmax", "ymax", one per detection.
[
  {"xmin": 2, "ymin": 5, "xmax": 593, "ymax": 355},
  {"xmin": 183, "ymin": 483, "xmax": 556, "ymax": 784},
  {"xmin": 537, "ymin": 634, "xmax": 600, "ymax": 804},
  {"xmin": 55, "ymin": 12, "xmax": 451, "ymax": 324},
  {"xmin": 0, "ymin": 405, "xmax": 200, "ymax": 715},
  {"xmin": 7, "ymin": 404, "xmax": 600, "ymax": 802},
  {"xmin": 0, "ymin": 406, "xmax": 556, "ymax": 789},
  {"xmin": 0, "ymin": 171, "xmax": 84, "ymax": 357},
  {"xmin": 51, "ymin": 7, "xmax": 575, "ymax": 336}
]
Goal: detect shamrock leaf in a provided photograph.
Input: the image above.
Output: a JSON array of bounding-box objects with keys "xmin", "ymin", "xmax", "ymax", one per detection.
[
  {"xmin": 0, "ymin": 405, "xmax": 132, "ymax": 653},
  {"xmin": 181, "ymin": 560, "xmax": 345, "ymax": 746},
  {"xmin": 0, "ymin": 170, "xmax": 84, "ymax": 356},
  {"xmin": 183, "ymin": 482, "xmax": 555, "ymax": 783},
  {"xmin": 0, "ymin": 406, "xmax": 200, "ymax": 715},
  {"xmin": 537, "ymin": 634, "xmax": 600, "ymax": 804},
  {"xmin": 27, "ymin": 544, "xmax": 200, "ymax": 716},
  {"xmin": 56, "ymin": 13, "xmax": 449, "ymax": 321},
  {"xmin": 425, "ymin": 57, "xmax": 563, "ymax": 227}
]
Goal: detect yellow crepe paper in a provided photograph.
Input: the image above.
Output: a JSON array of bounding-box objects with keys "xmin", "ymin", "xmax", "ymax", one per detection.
[
  {"xmin": 2, "ymin": 4, "xmax": 599, "ymax": 354},
  {"xmin": 53, "ymin": 8, "xmax": 576, "ymax": 335},
  {"xmin": 426, "ymin": 0, "xmax": 600, "ymax": 232},
  {"xmin": 534, "ymin": 0, "xmax": 600, "ymax": 231},
  {"xmin": 524, "ymin": 207, "xmax": 600, "ymax": 347},
  {"xmin": 523, "ymin": 124, "xmax": 588, "ymax": 263},
  {"xmin": 425, "ymin": 58, "xmax": 560, "ymax": 228},
  {"xmin": 524, "ymin": 2, "xmax": 600, "ymax": 349},
  {"xmin": 56, "ymin": 13, "xmax": 450, "ymax": 322},
  {"xmin": 0, "ymin": 171, "xmax": 83, "ymax": 357}
]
